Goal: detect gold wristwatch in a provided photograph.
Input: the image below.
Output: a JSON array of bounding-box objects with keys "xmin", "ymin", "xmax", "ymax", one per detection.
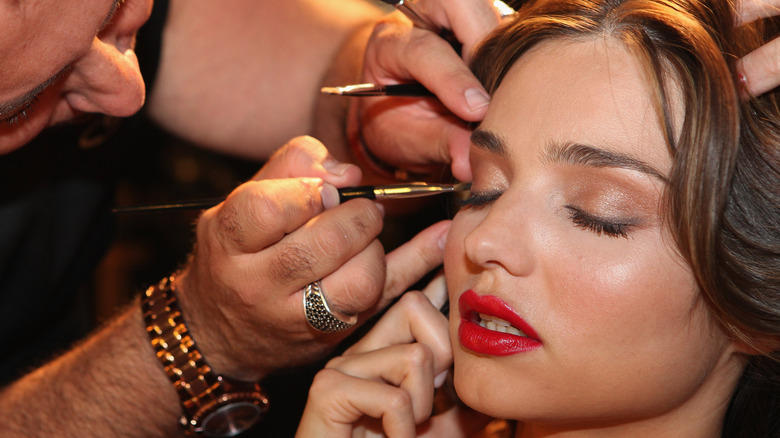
[{"xmin": 142, "ymin": 275, "xmax": 269, "ymax": 437}]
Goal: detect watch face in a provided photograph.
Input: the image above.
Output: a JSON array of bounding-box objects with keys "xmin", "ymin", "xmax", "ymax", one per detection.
[{"xmin": 201, "ymin": 402, "xmax": 265, "ymax": 437}]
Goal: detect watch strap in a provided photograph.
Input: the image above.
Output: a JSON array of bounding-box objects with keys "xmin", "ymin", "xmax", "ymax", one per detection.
[{"xmin": 141, "ymin": 275, "xmax": 268, "ymax": 434}]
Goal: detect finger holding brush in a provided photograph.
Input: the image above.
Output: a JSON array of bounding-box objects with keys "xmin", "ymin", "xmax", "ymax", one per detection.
[
  {"xmin": 379, "ymin": 0, "xmax": 515, "ymax": 61},
  {"xmin": 330, "ymin": 0, "xmax": 511, "ymax": 183},
  {"xmin": 174, "ymin": 136, "xmax": 451, "ymax": 383}
]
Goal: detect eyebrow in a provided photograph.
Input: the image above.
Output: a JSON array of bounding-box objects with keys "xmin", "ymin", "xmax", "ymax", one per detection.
[
  {"xmin": 0, "ymin": 0, "xmax": 122, "ymax": 119},
  {"xmin": 470, "ymin": 128, "xmax": 668, "ymax": 183},
  {"xmin": 470, "ymin": 129, "xmax": 509, "ymax": 157}
]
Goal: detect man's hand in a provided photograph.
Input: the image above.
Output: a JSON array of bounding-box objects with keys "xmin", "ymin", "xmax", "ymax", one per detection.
[
  {"xmin": 352, "ymin": 0, "xmax": 507, "ymax": 182},
  {"xmin": 174, "ymin": 136, "xmax": 450, "ymax": 381}
]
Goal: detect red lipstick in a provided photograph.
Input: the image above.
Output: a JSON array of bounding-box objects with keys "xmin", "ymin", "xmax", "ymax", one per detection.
[{"xmin": 458, "ymin": 290, "xmax": 542, "ymax": 356}]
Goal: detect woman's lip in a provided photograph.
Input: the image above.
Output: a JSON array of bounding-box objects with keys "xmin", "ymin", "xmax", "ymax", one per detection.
[{"xmin": 458, "ymin": 290, "xmax": 542, "ymax": 356}]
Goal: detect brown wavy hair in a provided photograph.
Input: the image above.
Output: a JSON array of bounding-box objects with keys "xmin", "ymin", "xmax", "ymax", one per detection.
[{"xmin": 471, "ymin": 0, "xmax": 779, "ymax": 435}]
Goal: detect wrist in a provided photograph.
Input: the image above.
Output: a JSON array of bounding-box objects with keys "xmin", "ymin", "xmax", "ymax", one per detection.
[
  {"xmin": 142, "ymin": 274, "xmax": 269, "ymax": 436},
  {"xmin": 345, "ymin": 97, "xmax": 436, "ymax": 183}
]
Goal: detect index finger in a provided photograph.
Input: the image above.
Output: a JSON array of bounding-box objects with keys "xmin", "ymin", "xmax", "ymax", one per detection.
[
  {"xmin": 736, "ymin": 36, "xmax": 780, "ymax": 97},
  {"xmin": 345, "ymin": 289, "xmax": 451, "ymax": 374},
  {"xmin": 201, "ymin": 177, "xmax": 327, "ymax": 254},
  {"xmin": 735, "ymin": 0, "xmax": 780, "ymax": 25},
  {"xmin": 421, "ymin": 0, "xmax": 505, "ymax": 61},
  {"xmin": 365, "ymin": 14, "xmax": 491, "ymax": 122},
  {"xmin": 253, "ymin": 135, "xmax": 363, "ymax": 187}
]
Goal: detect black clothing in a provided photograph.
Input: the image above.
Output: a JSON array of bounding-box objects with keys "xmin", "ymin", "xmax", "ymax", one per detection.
[{"xmin": 0, "ymin": 0, "xmax": 170, "ymax": 387}]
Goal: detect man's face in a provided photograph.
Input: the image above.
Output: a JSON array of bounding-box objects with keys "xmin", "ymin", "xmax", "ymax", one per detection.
[{"xmin": 0, "ymin": 0, "xmax": 153, "ymax": 153}]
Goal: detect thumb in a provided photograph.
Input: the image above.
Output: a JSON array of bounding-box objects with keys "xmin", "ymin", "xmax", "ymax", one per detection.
[{"xmin": 254, "ymin": 135, "xmax": 363, "ymax": 185}]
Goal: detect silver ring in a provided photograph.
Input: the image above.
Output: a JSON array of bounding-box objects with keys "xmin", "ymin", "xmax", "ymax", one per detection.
[{"xmin": 303, "ymin": 281, "xmax": 357, "ymax": 333}]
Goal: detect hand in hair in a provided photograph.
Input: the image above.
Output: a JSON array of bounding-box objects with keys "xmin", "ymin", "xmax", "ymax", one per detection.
[{"xmin": 736, "ymin": 0, "xmax": 780, "ymax": 96}]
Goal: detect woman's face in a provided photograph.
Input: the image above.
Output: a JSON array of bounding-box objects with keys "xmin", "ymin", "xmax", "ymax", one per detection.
[
  {"xmin": 0, "ymin": 0, "xmax": 152, "ymax": 153},
  {"xmin": 445, "ymin": 38, "xmax": 744, "ymax": 432}
]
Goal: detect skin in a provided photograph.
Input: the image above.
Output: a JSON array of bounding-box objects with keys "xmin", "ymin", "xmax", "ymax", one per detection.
[
  {"xmin": 0, "ymin": 1, "xmax": 470, "ymax": 435},
  {"xmin": 346, "ymin": 1, "xmax": 500, "ymax": 181},
  {"xmin": 293, "ymin": 3, "xmax": 778, "ymax": 436},
  {"xmin": 444, "ymin": 38, "xmax": 747, "ymax": 436},
  {"xmin": 0, "ymin": 0, "xmax": 500, "ymax": 180},
  {"xmin": 736, "ymin": 0, "xmax": 780, "ymax": 96},
  {"xmin": 0, "ymin": 134, "xmax": 452, "ymax": 437},
  {"xmin": 147, "ymin": 0, "xmax": 385, "ymax": 159},
  {"xmin": 1, "ymin": 0, "xmax": 765, "ymax": 435},
  {"xmin": 0, "ymin": 0, "xmax": 150, "ymax": 153}
]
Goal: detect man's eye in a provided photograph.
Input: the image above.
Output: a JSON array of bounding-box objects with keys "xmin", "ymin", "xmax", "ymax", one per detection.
[{"xmin": 0, "ymin": 96, "xmax": 39, "ymax": 126}]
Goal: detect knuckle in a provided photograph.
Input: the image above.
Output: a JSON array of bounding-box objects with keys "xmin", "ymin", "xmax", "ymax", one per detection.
[
  {"xmin": 384, "ymin": 388, "xmax": 413, "ymax": 411},
  {"xmin": 398, "ymin": 291, "xmax": 431, "ymax": 312},
  {"xmin": 311, "ymin": 201, "xmax": 381, "ymax": 254},
  {"xmin": 402, "ymin": 343, "xmax": 433, "ymax": 371},
  {"xmin": 371, "ymin": 16, "xmax": 411, "ymax": 45},
  {"xmin": 309, "ymin": 369, "xmax": 342, "ymax": 394},
  {"xmin": 405, "ymin": 31, "xmax": 444, "ymax": 62},
  {"xmin": 348, "ymin": 199, "xmax": 383, "ymax": 234},
  {"xmin": 280, "ymin": 135, "xmax": 319, "ymax": 158},
  {"xmin": 291, "ymin": 178, "xmax": 321, "ymax": 214},
  {"xmin": 250, "ymin": 189, "xmax": 286, "ymax": 226},
  {"xmin": 215, "ymin": 203, "xmax": 244, "ymax": 246},
  {"xmin": 770, "ymin": 53, "xmax": 780, "ymax": 77},
  {"xmin": 269, "ymin": 136, "xmax": 327, "ymax": 175},
  {"xmin": 269, "ymin": 242, "xmax": 314, "ymax": 281},
  {"xmin": 328, "ymin": 263, "xmax": 385, "ymax": 312},
  {"xmin": 311, "ymin": 223, "xmax": 353, "ymax": 256},
  {"xmin": 382, "ymin": 269, "xmax": 404, "ymax": 298},
  {"xmin": 324, "ymin": 355, "xmax": 347, "ymax": 370}
]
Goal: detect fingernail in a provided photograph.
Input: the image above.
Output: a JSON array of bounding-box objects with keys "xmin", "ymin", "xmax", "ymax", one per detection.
[
  {"xmin": 323, "ymin": 158, "xmax": 353, "ymax": 177},
  {"xmin": 438, "ymin": 225, "xmax": 450, "ymax": 251},
  {"xmin": 318, "ymin": 183, "xmax": 340, "ymax": 209},
  {"xmin": 373, "ymin": 201, "xmax": 386, "ymax": 217},
  {"xmin": 464, "ymin": 88, "xmax": 490, "ymax": 111},
  {"xmin": 434, "ymin": 370, "xmax": 449, "ymax": 389}
]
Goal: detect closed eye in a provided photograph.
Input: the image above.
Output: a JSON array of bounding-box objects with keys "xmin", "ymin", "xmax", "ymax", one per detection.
[
  {"xmin": 457, "ymin": 190, "xmax": 503, "ymax": 209},
  {"xmin": 0, "ymin": 96, "xmax": 39, "ymax": 126},
  {"xmin": 565, "ymin": 205, "xmax": 634, "ymax": 239}
]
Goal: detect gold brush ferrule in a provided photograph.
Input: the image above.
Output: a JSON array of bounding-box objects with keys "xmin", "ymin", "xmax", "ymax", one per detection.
[{"xmin": 373, "ymin": 183, "xmax": 465, "ymax": 199}]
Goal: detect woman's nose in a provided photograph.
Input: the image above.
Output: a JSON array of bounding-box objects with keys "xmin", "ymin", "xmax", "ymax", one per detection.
[{"xmin": 463, "ymin": 198, "xmax": 536, "ymax": 277}]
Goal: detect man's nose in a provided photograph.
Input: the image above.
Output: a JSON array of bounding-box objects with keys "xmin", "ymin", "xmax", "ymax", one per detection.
[
  {"xmin": 62, "ymin": 38, "xmax": 146, "ymax": 117},
  {"xmin": 61, "ymin": 0, "xmax": 152, "ymax": 117},
  {"xmin": 99, "ymin": 0, "xmax": 154, "ymax": 54}
]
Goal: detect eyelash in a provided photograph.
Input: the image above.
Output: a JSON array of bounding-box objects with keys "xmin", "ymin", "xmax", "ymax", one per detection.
[
  {"xmin": 0, "ymin": 96, "xmax": 39, "ymax": 126},
  {"xmin": 566, "ymin": 206, "xmax": 632, "ymax": 239},
  {"xmin": 457, "ymin": 190, "xmax": 503, "ymax": 209},
  {"xmin": 459, "ymin": 191, "xmax": 633, "ymax": 239}
]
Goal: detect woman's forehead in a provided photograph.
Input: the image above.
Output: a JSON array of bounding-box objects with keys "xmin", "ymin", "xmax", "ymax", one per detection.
[{"xmin": 480, "ymin": 37, "xmax": 675, "ymax": 175}]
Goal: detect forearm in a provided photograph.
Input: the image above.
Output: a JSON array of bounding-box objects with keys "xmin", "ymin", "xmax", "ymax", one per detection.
[
  {"xmin": 0, "ymin": 298, "xmax": 183, "ymax": 437},
  {"xmin": 147, "ymin": 0, "xmax": 384, "ymax": 160},
  {"xmin": 311, "ymin": 20, "xmax": 377, "ymax": 167}
]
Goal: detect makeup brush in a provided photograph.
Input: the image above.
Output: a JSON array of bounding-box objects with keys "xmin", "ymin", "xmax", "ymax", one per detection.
[
  {"xmin": 322, "ymin": 1, "xmax": 517, "ymax": 98},
  {"xmin": 320, "ymin": 83, "xmax": 433, "ymax": 97},
  {"xmin": 112, "ymin": 182, "xmax": 470, "ymax": 214}
]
